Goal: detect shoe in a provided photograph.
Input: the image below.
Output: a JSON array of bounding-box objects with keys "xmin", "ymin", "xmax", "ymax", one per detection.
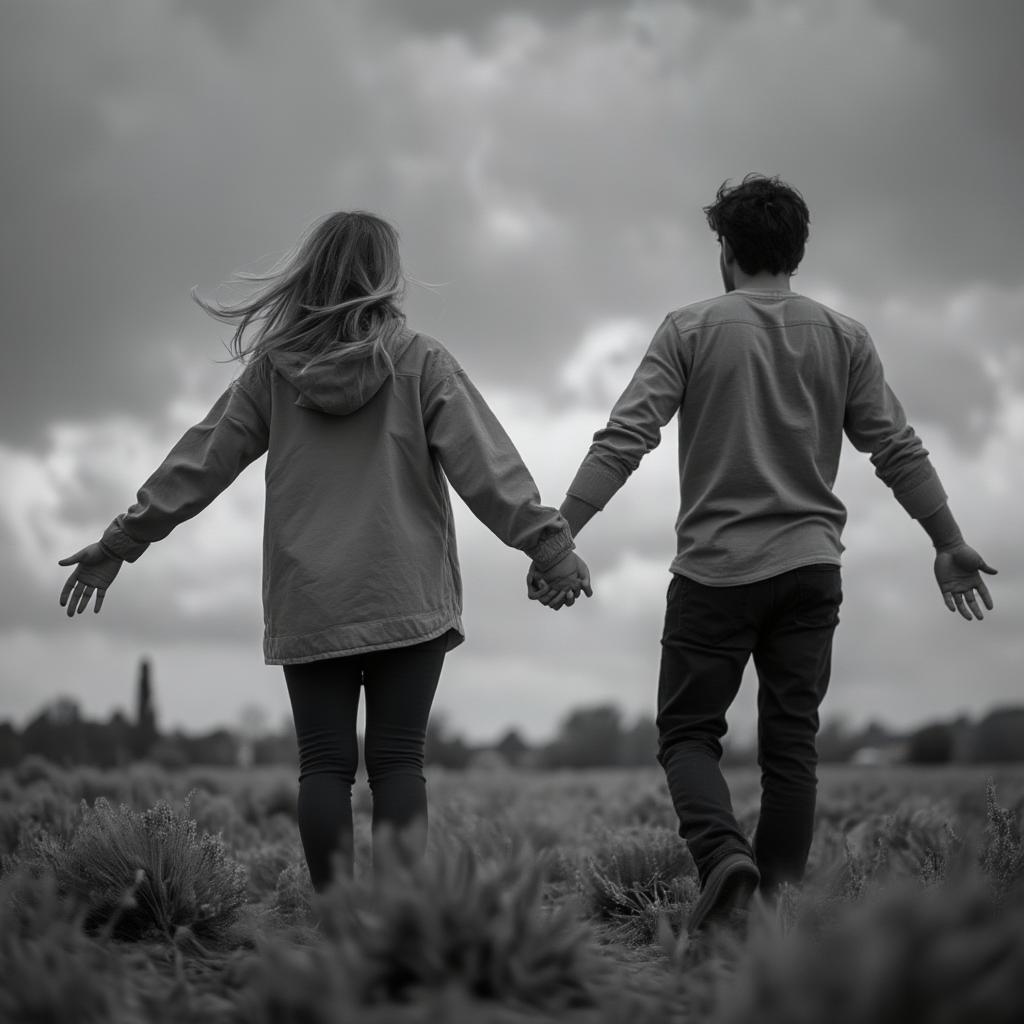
[{"xmin": 687, "ymin": 852, "xmax": 760, "ymax": 935}]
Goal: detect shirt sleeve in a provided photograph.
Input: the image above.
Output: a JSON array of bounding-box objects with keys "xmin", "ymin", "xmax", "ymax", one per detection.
[
  {"xmin": 99, "ymin": 376, "xmax": 270, "ymax": 561},
  {"xmin": 843, "ymin": 328, "xmax": 948, "ymax": 519},
  {"xmin": 566, "ymin": 314, "xmax": 688, "ymax": 510},
  {"xmin": 421, "ymin": 363, "xmax": 573, "ymax": 569}
]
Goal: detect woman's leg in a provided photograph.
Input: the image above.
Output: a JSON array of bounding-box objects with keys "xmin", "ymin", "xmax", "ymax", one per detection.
[
  {"xmin": 362, "ymin": 635, "xmax": 447, "ymax": 869},
  {"xmin": 284, "ymin": 657, "xmax": 362, "ymax": 892}
]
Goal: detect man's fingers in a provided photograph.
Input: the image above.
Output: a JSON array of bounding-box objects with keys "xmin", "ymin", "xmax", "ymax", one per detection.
[
  {"xmin": 965, "ymin": 591, "xmax": 983, "ymax": 620},
  {"xmin": 94, "ymin": 589, "xmax": 105, "ymax": 613},
  {"xmin": 952, "ymin": 592, "xmax": 972, "ymax": 621},
  {"xmin": 942, "ymin": 590, "xmax": 956, "ymax": 613},
  {"xmin": 57, "ymin": 549, "xmax": 87, "ymax": 567},
  {"xmin": 977, "ymin": 578, "xmax": 994, "ymax": 610},
  {"xmin": 979, "ymin": 561, "xmax": 997, "ymax": 575},
  {"xmin": 59, "ymin": 573, "xmax": 77, "ymax": 607}
]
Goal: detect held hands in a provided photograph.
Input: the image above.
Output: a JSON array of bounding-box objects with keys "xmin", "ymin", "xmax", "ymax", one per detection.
[
  {"xmin": 933, "ymin": 542, "xmax": 997, "ymax": 621},
  {"xmin": 58, "ymin": 542, "xmax": 123, "ymax": 616},
  {"xmin": 527, "ymin": 550, "xmax": 593, "ymax": 611}
]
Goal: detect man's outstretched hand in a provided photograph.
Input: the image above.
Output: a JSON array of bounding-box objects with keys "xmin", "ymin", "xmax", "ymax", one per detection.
[
  {"xmin": 59, "ymin": 542, "xmax": 123, "ymax": 616},
  {"xmin": 527, "ymin": 551, "xmax": 593, "ymax": 611},
  {"xmin": 934, "ymin": 543, "xmax": 997, "ymax": 621}
]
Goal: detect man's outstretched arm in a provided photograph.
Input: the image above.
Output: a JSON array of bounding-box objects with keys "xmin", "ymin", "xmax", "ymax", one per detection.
[{"xmin": 844, "ymin": 330, "xmax": 997, "ymax": 620}]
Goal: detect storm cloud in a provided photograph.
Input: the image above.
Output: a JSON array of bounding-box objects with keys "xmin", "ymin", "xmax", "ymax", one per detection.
[{"xmin": 1, "ymin": 0, "xmax": 1020, "ymax": 741}]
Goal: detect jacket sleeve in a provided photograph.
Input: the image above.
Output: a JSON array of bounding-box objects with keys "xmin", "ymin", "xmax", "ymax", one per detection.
[
  {"xmin": 99, "ymin": 377, "xmax": 270, "ymax": 561},
  {"xmin": 566, "ymin": 314, "xmax": 688, "ymax": 510},
  {"xmin": 421, "ymin": 366, "xmax": 573, "ymax": 570},
  {"xmin": 843, "ymin": 329, "xmax": 947, "ymax": 519}
]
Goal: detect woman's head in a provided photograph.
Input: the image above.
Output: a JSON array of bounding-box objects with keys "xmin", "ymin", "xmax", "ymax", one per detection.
[
  {"xmin": 196, "ymin": 210, "xmax": 406, "ymax": 368},
  {"xmin": 703, "ymin": 174, "xmax": 810, "ymax": 277}
]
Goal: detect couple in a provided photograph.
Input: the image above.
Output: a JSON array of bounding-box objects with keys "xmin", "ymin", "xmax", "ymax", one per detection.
[{"xmin": 59, "ymin": 176, "xmax": 996, "ymax": 935}]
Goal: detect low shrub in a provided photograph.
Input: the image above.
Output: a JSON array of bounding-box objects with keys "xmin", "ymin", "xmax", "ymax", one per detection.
[
  {"xmin": 13, "ymin": 793, "xmax": 247, "ymax": 944},
  {"xmin": 980, "ymin": 779, "xmax": 1024, "ymax": 900},
  {"xmin": 0, "ymin": 867, "xmax": 135, "ymax": 1024},
  {"xmin": 713, "ymin": 878, "xmax": 1024, "ymax": 1024},
  {"xmin": 580, "ymin": 827, "xmax": 696, "ymax": 942},
  {"xmin": 318, "ymin": 834, "xmax": 599, "ymax": 1012}
]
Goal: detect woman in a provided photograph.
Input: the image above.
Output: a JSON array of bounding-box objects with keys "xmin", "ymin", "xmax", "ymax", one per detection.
[{"xmin": 58, "ymin": 211, "xmax": 590, "ymax": 891}]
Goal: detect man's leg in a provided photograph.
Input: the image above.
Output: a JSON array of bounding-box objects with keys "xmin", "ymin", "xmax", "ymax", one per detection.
[
  {"xmin": 284, "ymin": 657, "xmax": 363, "ymax": 892},
  {"xmin": 363, "ymin": 634, "xmax": 447, "ymax": 870},
  {"xmin": 752, "ymin": 565, "xmax": 842, "ymax": 896},
  {"xmin": 656, "ymin": 573, "xmax": 757, "ymax": 886}
]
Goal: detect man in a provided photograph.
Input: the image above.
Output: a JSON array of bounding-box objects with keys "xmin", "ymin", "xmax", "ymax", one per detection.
[{"xmin": 530, "ymin": 173, "xmax": 997, "ymax": 934}]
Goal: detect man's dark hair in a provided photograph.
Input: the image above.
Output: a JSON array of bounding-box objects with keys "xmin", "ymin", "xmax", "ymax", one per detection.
[{"xmin": 703, "ymin": 173, "xmax": 810, "ymax": 276}]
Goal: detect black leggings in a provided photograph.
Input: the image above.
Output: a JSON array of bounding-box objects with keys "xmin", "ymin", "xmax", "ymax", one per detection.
[{"xmin": 284, "ymin": 634, "xmax": 447, "ymax": 891}]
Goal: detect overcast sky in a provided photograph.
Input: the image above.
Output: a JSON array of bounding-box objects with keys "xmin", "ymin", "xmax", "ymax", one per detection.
[{"xmin": 1, "ymin": 0, "xmax": 1021, "ymax": 746}]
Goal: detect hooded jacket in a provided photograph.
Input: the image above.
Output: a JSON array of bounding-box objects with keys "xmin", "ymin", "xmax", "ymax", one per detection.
[{"xmin": 100, "ymin": 327, "xmax": 573, "ymax": 663}]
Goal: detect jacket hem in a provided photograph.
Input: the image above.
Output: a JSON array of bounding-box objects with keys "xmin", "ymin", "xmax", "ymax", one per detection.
[{"xmin": 264, "ymin": 614, "xmax": 464, "ymax": 665}]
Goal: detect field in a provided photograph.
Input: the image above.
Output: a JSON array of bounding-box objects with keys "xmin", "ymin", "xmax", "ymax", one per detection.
[{"xmin": 2, "ymin": 759, "xmax": 1023, "ymax": 1023}]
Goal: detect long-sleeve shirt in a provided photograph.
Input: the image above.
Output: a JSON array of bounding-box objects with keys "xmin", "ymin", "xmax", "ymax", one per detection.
[
  {"xmin": 100, "ymin": 327, "xmax": 573, "ymax": 663},
  {"xmin": 566, "ymin": 289, "xmax": 948, "ymax": 585}
]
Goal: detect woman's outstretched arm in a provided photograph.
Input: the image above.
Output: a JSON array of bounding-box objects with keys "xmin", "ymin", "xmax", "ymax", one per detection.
[{"xmin": 58, "ymin": 375, "xmax": 269, "ymax": 615}]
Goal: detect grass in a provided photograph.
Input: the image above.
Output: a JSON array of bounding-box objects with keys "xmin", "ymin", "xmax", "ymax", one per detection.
[{"xmin": 0, "ymin": 762, "xmax": 1022, "ymax": 1022}]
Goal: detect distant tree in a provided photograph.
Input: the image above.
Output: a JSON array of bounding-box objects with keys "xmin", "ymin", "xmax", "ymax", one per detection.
[
  {"xmin": 105, "ymin": 710, "xmax": 134, "ymax": 766},
  {"xmin": 0, "ymin": 721, "xmax": 24, "ymax": 767},
  {"xmin": 968, "ymin": 707, "xmax": 1024, "ymax": 762},
  {"xmin": 815, "ymin": 716, "xmax": 864, "ymax": 763},
  {"xmin": 494, "ymin": 728, "xmax": 530, "ymax": 767},
  {"xmin": 150, "ymin": 735, "xmax": 190, "ymax": 771},
  {"xmin": 544, "ymin": 704, "xmax": 623, "ymax": 768},
  {"xmin": 22, "ymin": 698, "xmax": 88, "ymax": 766},
  {"xmin": 134, "ymin": 657, "xmax": 159, "ymax": 758},
  {"xmin": 906, "ymin": 722, "xmax": 955, "ymax": 764},
  {"xmin": 184, "ymin": 728, "xmax": 240, "ymax": 766},
  {"xmin": 620, "ymin": 716, "xmax": 658, "ymax": 766},
  {"xmin": 425, "ymin": 713, "xmax": 472, "ymax": 770}
]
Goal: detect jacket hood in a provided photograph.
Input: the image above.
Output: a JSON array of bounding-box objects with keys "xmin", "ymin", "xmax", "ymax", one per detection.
[{"xmin": 268, "ymin": 329, "xmax": 416, "ymax": 416}]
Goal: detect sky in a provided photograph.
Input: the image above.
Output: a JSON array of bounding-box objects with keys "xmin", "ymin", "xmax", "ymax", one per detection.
[{"xmin": 1, "ymin": 0, "xmax": 1021, "ymax": 746}]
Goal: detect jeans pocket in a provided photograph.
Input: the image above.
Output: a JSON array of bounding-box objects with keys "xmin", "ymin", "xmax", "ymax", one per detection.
[
  {"xmin": 793, "ymin": 566, "xmax": 843, "ymax": 628},
  {"xmin": 666, "ymin": 573, "xmax": 750, "ymax": 647}
]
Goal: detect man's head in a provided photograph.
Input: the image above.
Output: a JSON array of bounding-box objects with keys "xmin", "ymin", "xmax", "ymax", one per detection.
[{"xmin": 704, "ymin": 174, "xmax": 810, "ymax": 288}]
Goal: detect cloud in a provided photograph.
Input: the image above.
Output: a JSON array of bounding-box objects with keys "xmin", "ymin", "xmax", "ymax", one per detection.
[
  {"xmin": 5, "ymin": 0, "xmax": 1021, "ymax": 447},
  {"xmin": 1, "ymin": 0, "xmax": 1021, "ymax": 739}
]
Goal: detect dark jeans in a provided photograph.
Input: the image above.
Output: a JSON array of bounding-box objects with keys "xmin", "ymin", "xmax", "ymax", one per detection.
[
  {"xmin": 284, "ymin": 633, "xmax": 447, "ymax": 891},
  {"xmin": 656, "ymin": 565, "xmax": 842, "ymax": 894}
]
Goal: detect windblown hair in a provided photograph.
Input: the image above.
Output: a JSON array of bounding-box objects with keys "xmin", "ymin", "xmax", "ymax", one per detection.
[
  {"xmin": 194, "ymin": 211, "xmax": 406, "ymax": 372},
  {"xmin": 703, "ymin": 173, "xmax": 810, "ymax": 276}
]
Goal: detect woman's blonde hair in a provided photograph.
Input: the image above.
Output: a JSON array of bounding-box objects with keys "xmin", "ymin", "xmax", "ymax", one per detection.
[{"xmin": 194, "ymin": 211, "xmax": 406, "ymax": 372}]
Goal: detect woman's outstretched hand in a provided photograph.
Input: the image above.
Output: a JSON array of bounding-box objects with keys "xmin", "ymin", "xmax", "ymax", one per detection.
[
  {"xmin": 59, "ymin": 542, "xmax": 123, "ymax": 616},
  {"xmin": 527, "ymin": 551, "xmax": 593, "ymax": 611}
]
